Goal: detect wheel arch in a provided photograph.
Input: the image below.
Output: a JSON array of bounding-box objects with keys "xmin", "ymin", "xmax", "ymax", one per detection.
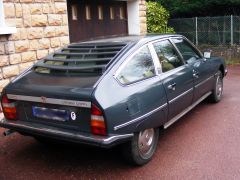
[{"xmin": 219, "ymin": 64, "xmax": 225, "ymax": 77}]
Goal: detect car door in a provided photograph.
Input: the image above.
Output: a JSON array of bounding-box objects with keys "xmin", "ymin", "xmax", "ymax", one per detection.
[
  {"xmin": 171, "ymin": 38, "xmax": 215, "ymax": 102},
  {"xmin": 112, "ymin": 44, "xmax": 168, "ymax": 132},
  {"xmin": 152, "ymin": 39, "xmax": 194, "ymax": 124}
]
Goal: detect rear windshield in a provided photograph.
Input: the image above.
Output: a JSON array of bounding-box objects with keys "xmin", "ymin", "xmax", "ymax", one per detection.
[{"xmin": 34, "ymin": 42, "xmax": 127, "ymax": 76}]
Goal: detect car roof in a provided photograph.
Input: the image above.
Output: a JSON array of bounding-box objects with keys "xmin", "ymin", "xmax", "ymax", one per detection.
[
  {"xmin": 33, "ymin": 34, "xmax": 184, "ymax": 76},
  {"xmin": 76, "ymin": 34, "xmax": 183, "ymax": 45}
]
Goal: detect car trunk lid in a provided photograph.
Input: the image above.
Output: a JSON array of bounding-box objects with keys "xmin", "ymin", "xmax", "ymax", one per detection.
[{"xmin": 5, "ymin": 72, "xmax": 98, "ymax": 133}]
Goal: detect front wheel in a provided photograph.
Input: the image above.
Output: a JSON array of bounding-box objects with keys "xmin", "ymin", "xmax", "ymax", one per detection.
[
  {"xmin": 121, "ymin": 128, "xmax": 159, "ymax": 166},
  {"xmin": 209, "ymin": 70, "xmax": 223, "ymax": 103}
]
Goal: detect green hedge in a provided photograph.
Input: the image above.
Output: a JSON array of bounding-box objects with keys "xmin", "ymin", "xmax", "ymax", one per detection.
[{"xmin": 146, "ymin": 2, "xmax": 174, "ymax": 33}]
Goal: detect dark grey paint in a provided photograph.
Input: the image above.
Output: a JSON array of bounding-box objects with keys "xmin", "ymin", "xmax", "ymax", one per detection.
[{"xmin": 0, "ymin": 35, "xmax": 227, "ymax": 147}]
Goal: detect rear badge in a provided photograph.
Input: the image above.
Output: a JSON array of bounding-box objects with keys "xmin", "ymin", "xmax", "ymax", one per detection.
[
  {"xmin": 70, "ymin": 112, "xmax": 76, "ymax": 120},
  {"xmin": 41, "ymin": 96, "xmax": 47, "ymax": 103}
]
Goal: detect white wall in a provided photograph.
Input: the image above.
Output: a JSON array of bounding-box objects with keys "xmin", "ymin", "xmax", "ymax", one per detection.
[
  {"xmin": 127, "ymin": 0, "xmax": 140, "ymax": 35},
  {"xmin": 0, "ymin": 0, "xmax": 16, "ymax": 34},
  {"xmin": 0, "ymin": 0, "xmax": 5, "ymax": 27}
]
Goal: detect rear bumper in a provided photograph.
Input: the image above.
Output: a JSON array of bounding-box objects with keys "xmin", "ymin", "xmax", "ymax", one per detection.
[{"xmin": 0, "ymin": 118, "xmax": 133, "ymax": 148}]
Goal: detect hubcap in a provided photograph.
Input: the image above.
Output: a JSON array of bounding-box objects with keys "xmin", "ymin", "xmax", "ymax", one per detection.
[
  {"xmin": 216, "ymin": 75, "xmax": 223, "ymax": 97},
  {"xmin": 138, "ymin": 128, "xmax": 154, "ymax": 157}
]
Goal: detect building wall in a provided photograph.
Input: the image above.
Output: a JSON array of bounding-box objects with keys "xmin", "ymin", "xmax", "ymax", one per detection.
[
  {"xmin": 0, "ymin": 0, "xmax": 147, "ymax": 92},
  {"xmin": 139, "ymin": 0, "xmax": 147, "ymax": 34},
  {"xmin": 0, "ymin": 0, "xmax": 70, "ymax": 91},
  {"xmin": 127, "ymin": 0, "xmax": 146, "ymax": 35}
]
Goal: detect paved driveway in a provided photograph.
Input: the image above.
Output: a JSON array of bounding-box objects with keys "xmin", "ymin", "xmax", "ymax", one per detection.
[{"xmin": 0, "ymin": 65, "xmax": 240, "ymax": 180}]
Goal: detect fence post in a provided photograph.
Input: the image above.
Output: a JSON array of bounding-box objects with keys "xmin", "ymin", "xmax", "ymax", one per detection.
[
  {"xmin": 195, "ymin": 17, "xmax": 198, "ymax": 46},
  {"xmin": 231, "ymin": 15, "xmax": 233, "ymax": 46}
]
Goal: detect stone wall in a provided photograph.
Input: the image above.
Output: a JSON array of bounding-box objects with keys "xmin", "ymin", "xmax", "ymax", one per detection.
[
  {"xmin": 0, "ymin": 0, "xmax": 69, "ymax": 91},
  {"xmin": 139, "ymin": 0, "xmax": 147, "ymax": 34}
]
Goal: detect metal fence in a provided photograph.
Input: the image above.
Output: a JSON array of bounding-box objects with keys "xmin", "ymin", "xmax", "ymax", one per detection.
[{"xmin": 168, "ymin": 16, "xmax": 240, "ymax": 46}]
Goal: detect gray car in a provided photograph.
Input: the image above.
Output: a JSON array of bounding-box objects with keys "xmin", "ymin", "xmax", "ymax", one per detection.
[{"xmin": 0, "ymin": 35, "xmax": 227, "ymax": 165}]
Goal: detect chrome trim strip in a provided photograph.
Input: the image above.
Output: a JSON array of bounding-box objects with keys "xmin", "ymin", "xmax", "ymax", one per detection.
[
  {"xmin": 0, "ymin": 119, "xmax": 133, "ymax": 145},
  {"xmin": 12, "ymin": 66, "xmax": 33, "ymax": 83},
  {"xmin": 169, "ymin": 88, "xmax": 193, "ymax": 104},
  {"xmin": 102, "ymin": 134, "xmax": 134, "ymax": 143},
  {"xmin": 114, "ymin": 103, "xmax": 168, "ymax": 131},
  {"xmin": 7, "ymin": 94, "xmax": 91, "ymax": 108},
  {"xmin": 195, "ymin": 76, "xmax": 213, "ymax": 88},
  {"xmin": 114, "ymin": 75, "xmax": 160, "ymax": 88},
  {"xmin": 164, "ymin": 91, "xmax": 212, "ymax": 129}
]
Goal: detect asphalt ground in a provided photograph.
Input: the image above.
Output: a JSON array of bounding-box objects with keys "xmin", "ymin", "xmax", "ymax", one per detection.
[{"xmin": 0, "ymin": 65, "xmax": 240, "ymax": 180}]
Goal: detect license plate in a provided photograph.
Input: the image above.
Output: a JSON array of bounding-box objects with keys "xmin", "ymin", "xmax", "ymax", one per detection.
[{"xmin": 32, "ymin": 106, "xmax": 69, "ymax": 122}]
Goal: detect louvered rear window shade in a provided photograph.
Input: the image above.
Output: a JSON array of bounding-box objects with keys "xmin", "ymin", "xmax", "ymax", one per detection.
[{"xmin": 34, "ymin": 42, "xmax": 127, "ymax": 75}]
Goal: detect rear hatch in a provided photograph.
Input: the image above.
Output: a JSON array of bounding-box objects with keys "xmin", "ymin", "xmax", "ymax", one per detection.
[{"xmin": 5, "ymin": 42, "xmax": 127, "ymax": 133}]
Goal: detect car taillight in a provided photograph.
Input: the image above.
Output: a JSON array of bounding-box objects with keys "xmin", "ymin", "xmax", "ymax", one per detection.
[
  {"xmin": 1, "ymin": 95, "xmax": 17, "ymax": 120},
  {"xmin": 91, "ymin": 104, "xmax": 106, "ymax": 136}
]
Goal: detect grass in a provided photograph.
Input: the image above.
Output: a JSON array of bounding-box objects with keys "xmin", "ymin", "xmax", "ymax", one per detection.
[{"xmin": 225, "ymin": 58, "xmax": 240, "ymax": 65}]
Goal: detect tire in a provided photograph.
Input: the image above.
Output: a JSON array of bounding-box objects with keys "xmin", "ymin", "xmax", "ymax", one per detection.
[
  {"xmin": 209, "ymin": 70, "xmax": 223, "ymax": 103},
  {"xmin": 121, "ymin": 128, "xmax": 159, "ymax": 166}
]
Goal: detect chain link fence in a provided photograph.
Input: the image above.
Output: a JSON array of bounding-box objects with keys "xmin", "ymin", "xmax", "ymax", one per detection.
[{"xmin": 168, "ymin": 16, "xmax": 240, "ymax": 46}]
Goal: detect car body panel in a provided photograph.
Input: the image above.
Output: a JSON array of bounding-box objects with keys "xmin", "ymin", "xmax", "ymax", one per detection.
[
  {"xmin": 191, "ymin": 58, "xmax": 216, "ymax": 101},
  {"xmin": 94, "ymin": 73, "xmax": 168, "ymax": 134},
  {"xmin": 161, "ymin": 64, "xmax": 194, "ymax": 120}
]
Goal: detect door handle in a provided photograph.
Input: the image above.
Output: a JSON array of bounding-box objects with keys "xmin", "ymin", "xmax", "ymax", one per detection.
[
  {"xmin": 193, "ymin": 70, "xmax": 199, "ymax": 78},
  {"xmin": 168, "ymin": 83, "xmax": 176, "ymax": 90}
]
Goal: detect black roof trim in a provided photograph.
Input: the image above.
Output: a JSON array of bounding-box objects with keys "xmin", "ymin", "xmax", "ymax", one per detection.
[
  {"xmin": 68, "ymin": 44, "xmax": 126, "ymax": 48},
  {"xmin": 62, "ymin": 46, "xmax": 123, "ymax": 51},
  {"xmin": 44, "ymin": 57, "xmax": 111, "ymax": 63},
  {"xmin": 53, "ymin": 51, "xmax": 119, "ymax": 56}
]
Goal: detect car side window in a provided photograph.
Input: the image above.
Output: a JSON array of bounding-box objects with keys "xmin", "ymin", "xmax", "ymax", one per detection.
[
  {"xmin": 116, "ymin": 46, "xmax": 156, "ymax": 84},
  {"xmin": 153, "ymin": 40, "xmax": 184, "ymax": 73},
  {"xmin": 172, "ymin": 38, "xmax": 201, "ymax": 64}
]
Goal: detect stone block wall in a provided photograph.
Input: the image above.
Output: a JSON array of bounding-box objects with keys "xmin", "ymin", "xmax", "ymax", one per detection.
[
  {"xmin": 0, "ymin": 0, "xmax": 69, "ymax": 91},
  {"xmin": 139, "ymin": 0, "xmax": 147, "ymax": 34}
]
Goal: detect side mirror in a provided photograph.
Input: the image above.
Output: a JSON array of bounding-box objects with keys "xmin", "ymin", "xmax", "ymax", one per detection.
[{"xmin": 203, "ymin": 52, "xmax": 211, "ymax": 59}]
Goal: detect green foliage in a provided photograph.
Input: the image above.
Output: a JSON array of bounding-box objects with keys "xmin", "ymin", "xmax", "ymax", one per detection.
[
  {"xmin": 158, "ymin": 0, "xmax": 240, "ymax": 18},
  {"xmin": 146, "ymin": 2, "xmax": 174, "ymax": 33}
]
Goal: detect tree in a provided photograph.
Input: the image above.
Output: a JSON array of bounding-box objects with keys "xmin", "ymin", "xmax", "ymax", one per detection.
[
  {"xmin": 146, "ymin": 1, "xmax": 174, "ymax": 33},
  {"xmin": 157, "ymin": 0, "xmax": 240, "ymax": 18}
]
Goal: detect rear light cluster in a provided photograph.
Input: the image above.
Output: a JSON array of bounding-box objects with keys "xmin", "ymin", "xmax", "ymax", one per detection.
[
  {"xmin": 1, "ymin": 95, "xmax": 17, "ymax": 120},
  {"xmin": 91, "ymin": 104, "xmax": 106, "ymax": 136}
]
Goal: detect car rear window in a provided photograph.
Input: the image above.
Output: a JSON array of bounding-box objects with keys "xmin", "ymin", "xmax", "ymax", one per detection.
[{"xmin": 34, "ymin": 42, "xmax": 127, "ymax": 75}]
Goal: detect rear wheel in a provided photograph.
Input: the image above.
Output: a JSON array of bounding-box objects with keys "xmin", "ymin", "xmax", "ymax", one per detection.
[
  {"xmin": 121, "ymin": 128, "xmax": 159, "ymax": 166},
  {"xmin": 209, "ymin": 70, "xmax": 223, "ymax": 103}
]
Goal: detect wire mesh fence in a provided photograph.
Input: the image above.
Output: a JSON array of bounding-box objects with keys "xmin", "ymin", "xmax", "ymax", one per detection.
[{"xmin": 168, "ymin": 16, "xmax": 240, "ymax": 46}]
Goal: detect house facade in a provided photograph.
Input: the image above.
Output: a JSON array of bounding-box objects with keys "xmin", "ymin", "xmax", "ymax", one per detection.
[{"xmin": 0, "ymin": 0, "xmax": 147, "ymax": 91}]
